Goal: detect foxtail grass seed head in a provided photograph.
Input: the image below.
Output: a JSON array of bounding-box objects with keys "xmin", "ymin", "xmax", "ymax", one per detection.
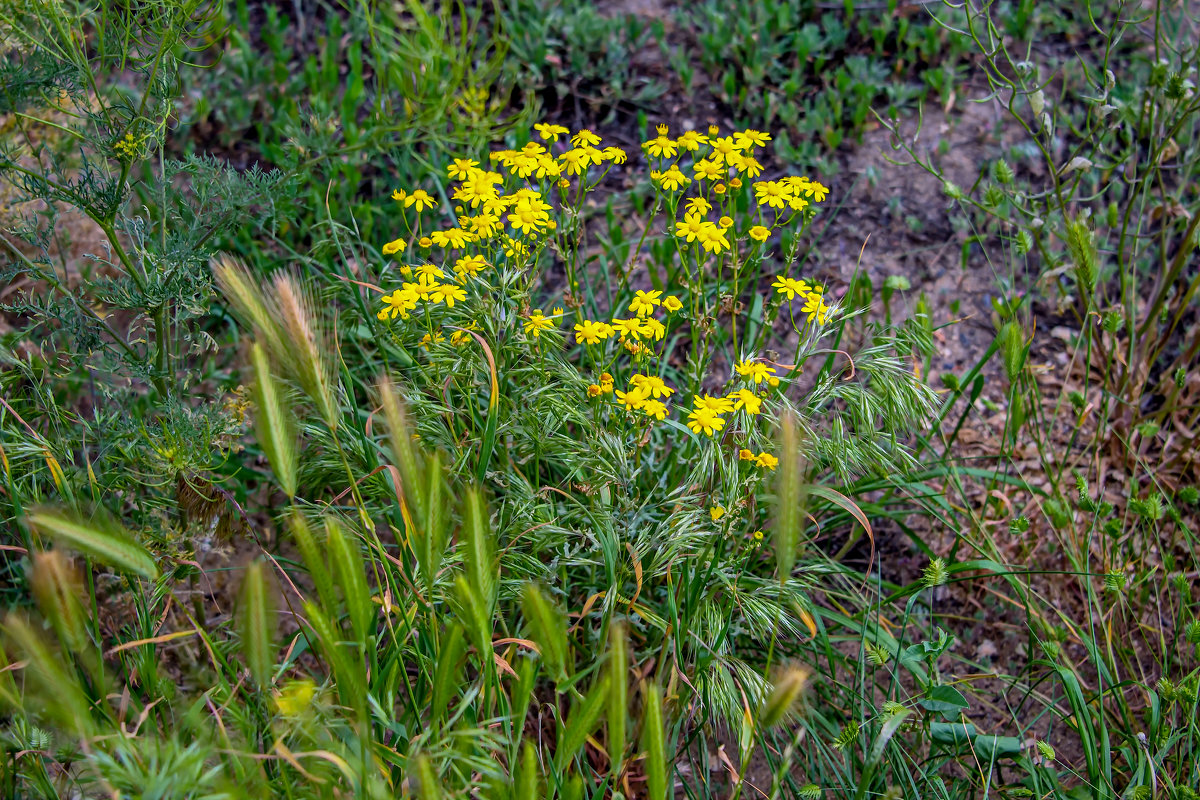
[
  {"xmin": 1185, "ymin": 619, "xmax": 1200, "ymax": 645},
  {"xmin": 996, "ymin": 321, "xmax": 1026, "ymax": 384},
  {"xmin": 29, "ymin": 510, "xmax": 158, "ymax": 580},
  {"xmin": 1065, "ymin": 216, "xmax": 1098, "ymax": 299},
  {"xmin": 237, "ymin": 560, "xmax": 276, "ymax": 687},
  {"xmin": 249, "ymin": 341, "xmax": 298, "ymax": 499},
  {"xmin": 758, "ymin": 666, "xmax": 809, "ymax": 728},
  {"xmin": 831, "ymin": 719, "xmax": 860, "ymax": 750},
  {"xmin": 272, "ymin": 271, "xmax": 339, "ymax": 431},
  {"xmin": 923, "ymin": 557, "xmax": 949, "ymax": 588},
  {"xmin": 30, "ymin": 550, "xmax": 88, "ymax": 653}
]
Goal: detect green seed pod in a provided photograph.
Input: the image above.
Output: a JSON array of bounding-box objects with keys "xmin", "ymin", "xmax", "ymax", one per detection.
[
  {"xmin": 942, "ymin": 181, "xmax": 964, "ymax": 200},
  {"xmin": 30, "ymin": 551, "xmax": 88, "ymax": 653},
  {"xmin": 1015, "ymin": 229, "xmax": 1034, "ymax": 256}
]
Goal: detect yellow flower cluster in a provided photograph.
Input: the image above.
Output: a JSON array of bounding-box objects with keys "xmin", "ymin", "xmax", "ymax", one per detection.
[
  {"xmin": 635, "ymin": 123, "xmax": 829, "ymax": 258},
  {"xmin": 377, "ymin": 261, "xmax": 471, "ymax": 321},
  {"xmin": 771, "ymin": 276, "xmax": 830, "ymax": 326},
  {"xmin": 573, "ymin": 289, "xmax": 683, "ymax": 352},
  {"xmin": 113, "ymin": 132, "xmax": 141, "ymax": 160},
  {"xmin": 738, "ymin": 448, "xmax": 779, "ymax": 470},
  {"xmin": 374, "ymin": 123, "xmax": 817, "ymax": 491}
]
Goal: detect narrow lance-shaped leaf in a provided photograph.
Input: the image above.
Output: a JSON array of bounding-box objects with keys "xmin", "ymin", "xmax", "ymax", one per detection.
[
  {"xmin": 515, "ymin": 740, "xmax": 539, "ymax": 800},
  {"xmin": 417, "ymin": 450, "xmax": 447, "ymax": 596},
  {"xmin": 237, "ymin": 560, "xmax": 276, "ymax": 687},
  {"xmin": 2, "ymin": 615, "xmax": 93, "ymax": 736},
  {"xmin": 30, "ymin": 510, "xmax": 157, "ymax": 579},
  {"xmin": 249, "ymin": 341, "xmax": 298, "ymax": 499}
]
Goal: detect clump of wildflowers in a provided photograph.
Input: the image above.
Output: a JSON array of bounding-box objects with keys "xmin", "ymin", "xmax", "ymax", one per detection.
[{"xmin": 372, "ymin": 121, "xmax": 844, "ymax": 542}]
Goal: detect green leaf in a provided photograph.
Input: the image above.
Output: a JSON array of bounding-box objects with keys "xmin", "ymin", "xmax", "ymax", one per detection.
[{"xmin": 919, "ymin": 685, "xmax": 969, "ymax": 719}]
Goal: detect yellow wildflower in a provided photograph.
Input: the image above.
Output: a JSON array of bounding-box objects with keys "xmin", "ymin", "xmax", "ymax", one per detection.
[
  {"xmin": 616, "ymin": 384, "xmax": 650, "ymax": 411},
  {"xmin": 675, "ymin": 212, "xmax": 706, "ymax": 243},
  {"xmin": 640, "ymin": 317, "xmax": 666, "ymax": 341},
  {"xmin": 754, "ymin": 181, "xmax": 791, "ymax": 209},
  {"xmin": 430, "ymin": 228, "xmax": 474, "ymax": 249},
  {"xmin": 601, "ymin": 146, "xmax": 627, "ymax": 164},
  {"xmin": 378, "ymin": 288, "xmax": 419, "ymax": 320},
  {"xmin": 693, "ymin": 159, "xmax": 723, "ymax": 181},
  {"xmin": 611, "ymin": 317, "xmax": 644, "ymax": 340},
  {"xmin": 524, "ymin": 310, "xmax": 555, "ymax": 338},
  {"xmin": 630, "ymin": 374, "xmax": 673, "ymax": 398},
  {"xmin": 574, "ymin": 319, "xmax": 614, "ymax": 345},
  {"xmin": 534, "ymin": 122, "xmax": 570, "ymax": 141},
  {"xmin": 730, "ymin": 388, "xmax": 763, "ymax": 415},
  {"xmin": 382, "ymin": 238, "xmax": 407, "ymax": 255},
  {"xmin": 755, "ymin": 452, "xmax": 779, "ymax": 470},
  {"xmin": 275, "ymin": 680, "xmax": 317, "ymax": 716},
  {"xmin": 676, "ymin": 130, "xmax": 709, "ymax": 151},
  {"xmin": 688, "ymin": 406, "xmax": 726, "ymax": 436},
  {"xmin": 736, "ymin": 360, "xmax": 777, "ymax": 385},
  {"xmin": 641, "ymin": 399, "xmax": 668, "ymax": 421},
  {"xmin": 662, "ymin": 295, "xmax": 683, "ymax": 313},
  {"xmin": 430, "ymin": 283, "xmax": 467, "ymax": 308},
  {"xmin": 696, "ymin": 222, "xmax": 731, "ymax": 254},
  {"xmin": 772, "ymin": 276, "xmax": 808, "ymax": 300},
  {"xmin": 447, "ymin": 158, "xmax": 479, "ymax": 180},
  {"xmin": 749, "ymin": 225, "xmax": 770, "ymax": 242},
  {"xmin": 734, "ymin": 129, "xmax": 771, "ymax": 149},
  {"xmin": 404, "ymin": 189, "xmax": 436, "ymax": 212},
  {"xmin": 644, "ymin": 136, "xmax": 678, "ymax": 159},
  {"xmin": 629, "ymin": 289, "xmax": 663, "ymax": 317},
  {"xmin": 694, "ymin": 394, "xmax": 735, "ymax": 413},
  {"xmin": 571, "ymin": 129, "xmax": 602, "ymax": 147}
]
